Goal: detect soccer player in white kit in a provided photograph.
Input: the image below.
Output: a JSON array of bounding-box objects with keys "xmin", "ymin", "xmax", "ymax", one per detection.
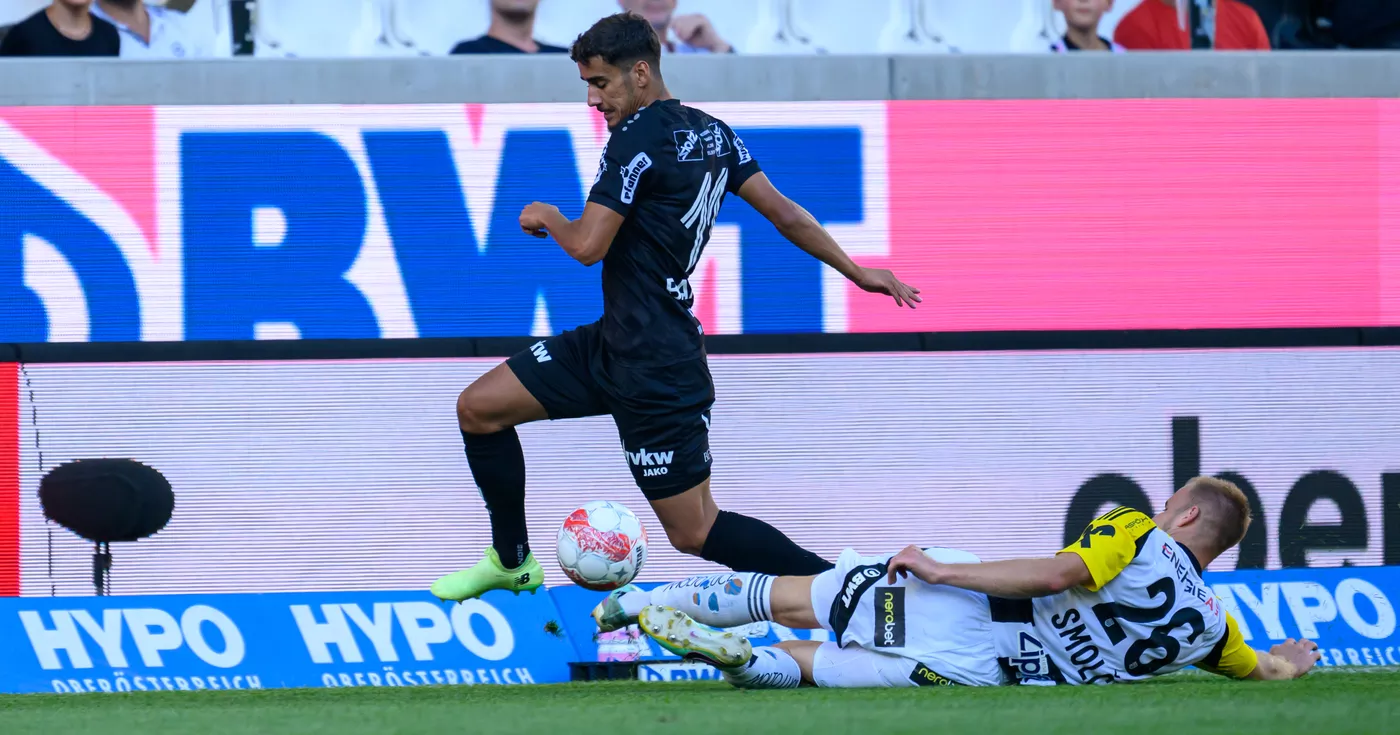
[{"xmin": 593, "ymin": 477, "xmax": 1322, "ymax": 688}]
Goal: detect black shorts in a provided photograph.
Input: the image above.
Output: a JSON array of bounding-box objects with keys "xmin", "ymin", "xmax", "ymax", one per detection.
[{"xmin": 505, "ymin": 321, "xmax": 714, "ymax": 500}]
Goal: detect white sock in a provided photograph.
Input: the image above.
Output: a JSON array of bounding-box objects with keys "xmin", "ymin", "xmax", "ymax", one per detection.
[
  {"xmin": 620, "ymin": 573, "xmax": 775, "ymax": 628},
  {"xmin": 723, "ymin": 646, "xmax": 802, "ymax": 689}
]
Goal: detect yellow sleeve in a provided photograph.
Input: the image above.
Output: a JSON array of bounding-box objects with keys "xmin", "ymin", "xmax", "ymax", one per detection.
[
  {"xmin": 1058, "ymin": 506, "xmax": 1157, "ymax": 591},
  {"xmin": 1197, "ymin": 611, "xmax": 1259, "ymax": 679}
]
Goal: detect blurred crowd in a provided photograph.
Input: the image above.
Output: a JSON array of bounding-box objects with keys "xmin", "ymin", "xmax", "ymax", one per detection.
[{"xmin": 1, "ymin": 0, "xmax": 1397, "ymax": 59}]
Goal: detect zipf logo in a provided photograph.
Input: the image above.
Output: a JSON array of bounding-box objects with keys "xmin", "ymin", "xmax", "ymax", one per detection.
[
  {"xmin": 627, "ymin": 448, "xmax": 673, "ymax": 477},
  {"xmin": 530, "ymin": 341, "xmax": 551, "ymax": 363},
  {"xmin": 674, "ymin": 129, "xmax": 703, "ymax": 162}
]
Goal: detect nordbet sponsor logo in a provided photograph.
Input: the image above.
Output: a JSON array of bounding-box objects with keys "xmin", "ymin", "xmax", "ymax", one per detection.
[
  {"xmin": 874, "ymin": 587, "xmax": 904, "ymax": 648},
  {"xmin": 0, "ymin": 106, "xmax": 871, "ymax": 342},
  {"xmin": 1214, "ymin": 577, "xmax": 1399, "ymax": 666}
]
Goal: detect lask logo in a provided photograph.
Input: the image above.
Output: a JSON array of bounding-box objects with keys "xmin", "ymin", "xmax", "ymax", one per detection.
[
  {"xmin": 19, "ymin": 606, "xmax": 246, "ymax": 670},
  {"xmin": 290, "ymin": 600, "xmax": 515, "ymax": 664},
  {"xmin": 626, "ymin": 448, "xmax": 673, "ymax": 477},
  {"xmin": 619, "ymin": 151, "xmax": 652, "ymax": 204}
]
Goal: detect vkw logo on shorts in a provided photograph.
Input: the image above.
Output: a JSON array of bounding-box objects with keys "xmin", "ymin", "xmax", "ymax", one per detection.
[
  {"xmin": 874, "ymin": 587, "xmax": 905, "ymax": 648},
  {"xmin": 828, "ymin": 564, "xmax": 886, "ymax": 646},
  {"xmin": 620, "ymin": 151, "xmax": 653, "ymax": 204},
  {"xmin": 626, "ymin": 448, "xmax": 673, "ymax": 478}
]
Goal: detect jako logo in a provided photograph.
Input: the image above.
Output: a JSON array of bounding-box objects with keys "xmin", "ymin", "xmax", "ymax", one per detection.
[
  {"xmin": 289, "ymin": 600, "xmax": 515, "ymax": 664},
  {"xmin": 19, "ymin": 606, "xmax": 246, "ymax": 670},
  {"xmin": 619, "ymin": 152, "xmax": 652, "ymax": 204},
  {"xmin": 530, "ymin": 340, "xmax": 551, "ymax": 363},
  {"xmin": 626, "ymin": 448, "xmax": 673, "ymax": 477}
]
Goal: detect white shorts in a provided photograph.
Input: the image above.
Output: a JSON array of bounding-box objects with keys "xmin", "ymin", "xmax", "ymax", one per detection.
[{"xmin": 807, "ymin": 547, "xmax": 1003, "ymax": 687}]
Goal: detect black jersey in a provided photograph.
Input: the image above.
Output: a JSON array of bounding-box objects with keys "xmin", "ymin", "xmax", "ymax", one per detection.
[{"xmin": 586, "ymin": 99, "xmax": 762, "ymax": 366}]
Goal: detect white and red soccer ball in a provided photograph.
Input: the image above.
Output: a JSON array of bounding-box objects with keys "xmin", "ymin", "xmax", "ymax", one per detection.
[{"xmin": 556, "ymin": 500, "xmax": 648, "ymax": 591}]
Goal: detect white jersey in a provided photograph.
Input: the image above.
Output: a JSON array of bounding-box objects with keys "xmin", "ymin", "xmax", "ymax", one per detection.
[{"xmin": 993, "ymin": 506, "xmax": 1257, "ymax": 685}]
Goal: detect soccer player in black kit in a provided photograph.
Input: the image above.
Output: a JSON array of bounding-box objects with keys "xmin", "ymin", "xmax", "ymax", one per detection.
[{"xmin": 431, "ymin": 11, "xmax": 920, "ymax": 601}]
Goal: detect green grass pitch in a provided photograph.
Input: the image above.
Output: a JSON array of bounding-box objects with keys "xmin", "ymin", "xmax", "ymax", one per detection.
[{"xmin": 2, "ymin": 670, "xmax": 1397, "ymax": 735}]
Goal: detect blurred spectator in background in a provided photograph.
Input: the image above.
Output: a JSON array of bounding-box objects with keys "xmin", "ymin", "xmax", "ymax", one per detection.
[
  {"xmin": 0, "ymin": 0, "xmax": 119, "ymax": 56},
  {"xmin": 452, "ymin": 0, "xmax": 566, "ymax": 55},
  {"xmin": 1051, "ymin": 0, "xmax": 1125, "ymax": 51},
  {"xmin": 1332, "ymin": 0, "xmax": 1400, "ymax": 48},
  {"xmin": 618, "ymin": 0, "xmax": 732, "ymax": 54},
  {"xmin": 1115, "ymin": 0, "xmax": 1270, "ymax": 50},
  {"xmin": 91, "ymin": 0, "xmax": 208, "ymax": 57}
]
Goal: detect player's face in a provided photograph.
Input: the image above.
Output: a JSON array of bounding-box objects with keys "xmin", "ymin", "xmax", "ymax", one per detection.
[
  {"xmin": 1153, "ymin": 487, "xmax": 1198, "ymax": 534},
  {"xmin": 618, "ymin": 0, "xmax": 676, "ymax": 29},
  {"xmin": 578, "ymin": 57, "xmax": 643, "ymax": 129},
  {"xmin": 492, "ymin": 0, "xmax": 541, "ymax": 13},
  {"xmin": 1053, "ymin": 0, "xmax": 1112, "ymax": 29}
]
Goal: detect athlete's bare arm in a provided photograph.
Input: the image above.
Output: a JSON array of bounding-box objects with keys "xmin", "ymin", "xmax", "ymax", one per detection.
[
  {"xmin": 1245, "ymin": 639, "xmax": 1321, "ymax": 680},
  {"xmin": 737, "ymin": 173, "xmax": 922, "ymax": 308},
  {"xmin": 520, "ymin": 201, "xmax": 625, "ymax": 266},
  {"xmin": 885, "ymin": 544, "xmax": 1093, "ymax": 598}
]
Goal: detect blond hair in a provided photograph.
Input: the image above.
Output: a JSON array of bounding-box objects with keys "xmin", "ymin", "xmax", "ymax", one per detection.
[{"xmin": 1184, "ymin": 476, "xmax": 1252, "ymax": 554}]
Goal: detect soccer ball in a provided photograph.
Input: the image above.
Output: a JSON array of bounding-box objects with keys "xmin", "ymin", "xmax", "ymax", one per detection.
[{"xmin": 556, "ymin": 500, "xmax": 648, "ymax": 591}]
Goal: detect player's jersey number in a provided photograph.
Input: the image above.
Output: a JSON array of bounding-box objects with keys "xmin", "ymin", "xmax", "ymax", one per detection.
[
  {"xmin": 680, "ymin": 168, "xmax": 728, "ymax": 275},
  {"xmin": 1091, "ymin": 577, "xmax": 1206, "ymax": 676}
]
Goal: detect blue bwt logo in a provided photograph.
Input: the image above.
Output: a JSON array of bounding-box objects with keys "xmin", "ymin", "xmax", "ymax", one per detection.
[{"xmin": 0, "ymin": 112, "xmax": 867, "ymax": 342}]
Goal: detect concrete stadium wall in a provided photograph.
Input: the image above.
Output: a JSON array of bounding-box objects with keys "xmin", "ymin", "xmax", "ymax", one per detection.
[{"xmin": 1, "ymin": 51, "xmax": 1399, "ymax": 106}]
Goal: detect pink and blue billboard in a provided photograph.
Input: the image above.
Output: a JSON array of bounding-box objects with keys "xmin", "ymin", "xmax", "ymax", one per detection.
[{"xmin": 3, "ymin": 98, "xmax": 1399, "ymax": 342}]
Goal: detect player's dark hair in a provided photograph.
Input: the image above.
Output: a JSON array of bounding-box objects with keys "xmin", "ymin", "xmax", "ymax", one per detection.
[
  {"xmin": 1185, "ymin": 476, "xmax": 1252, "ymax": 554},
  {"xmin": 570, "ymin": 12, "xmax": 662, "ymax": 75}
]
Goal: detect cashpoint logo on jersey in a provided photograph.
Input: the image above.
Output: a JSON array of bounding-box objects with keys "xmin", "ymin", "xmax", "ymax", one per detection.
[{"xmin": 0, "ymin": 102, "xmax": 888, "ymax": 343}]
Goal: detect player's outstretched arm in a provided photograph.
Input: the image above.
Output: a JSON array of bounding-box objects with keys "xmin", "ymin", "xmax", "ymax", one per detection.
[
  {"xmin": 885, "ymin": 545, "xmax": 1092, "ymax": 598},
  {"xmin": 1244, "ymin": 639, "xmax": 1321, "ymax": 681},
  {"xmin": 736, "ymin": 173, "xmax": 922, "ymax": 308},
  {"xmin": 519, "ymin": 202, "xmax": 624, "ymax": 266}
]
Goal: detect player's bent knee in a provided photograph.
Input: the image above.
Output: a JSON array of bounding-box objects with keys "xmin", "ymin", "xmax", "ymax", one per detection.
[
  {"xmin": 770, "ymin": 575, "xmax": 821, "ymax": 629},
  {"xmin": 456, "ymin": 387, "xmax": 505, "ymax": 435},
  {"xmin": 772, "ymin": 641, "xmax": 819, "ymax": 686},
  {"xmin": 660, "ymin": 523, "xmax": 708, "ymax": 557}
]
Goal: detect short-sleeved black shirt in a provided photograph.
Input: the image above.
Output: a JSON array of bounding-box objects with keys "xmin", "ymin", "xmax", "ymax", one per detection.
[
  {"xmin": 587, "ymin": 99, "xmax": 761, "ymax": 366},
  {"xmin": 0, "ymin": 10, "xmax": 119, "ymax": 57},
  {"xmin": 449, "ymin": 35, "xmax": 567, "ymax": 54}
]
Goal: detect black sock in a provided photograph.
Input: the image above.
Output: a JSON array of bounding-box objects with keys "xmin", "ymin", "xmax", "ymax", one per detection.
[
  {"xmin": 462, "ymin": 428, "xmax": 529, "ymax": 569},
  {"xmin": 700, "ymin": 510, "xmax": 833, "ymax": 576}
]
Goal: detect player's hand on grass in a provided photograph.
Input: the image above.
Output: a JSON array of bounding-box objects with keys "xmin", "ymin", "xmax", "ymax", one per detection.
[
  {"xmin": 520, "ymin": 202, "xmax": 558, "ymax": 238},
  {"xmin": 853, "ymin": 267, "xmax": 922, "ymax": 308},
  {"xmin": 887, "ymin": 544, "xmax": 942, "ymax": 585},
  {"xmin": 1271, "ymin": 638, "xmax": 1322, "ymax": 678}
]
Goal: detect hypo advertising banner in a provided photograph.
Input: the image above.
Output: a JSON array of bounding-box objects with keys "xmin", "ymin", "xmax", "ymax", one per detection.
[
  {"xmin": 3, "ymin": 99, "xmax": 1400, "ymax": 342},
  {"xmin": 0, "ymin": 589, "xmax": 573, "ymax": 694},
  {"xmin": 0, "ymin": 347, "xmax": 1396, "ymax": 597},
  {"xmin": 1, "ymin": 567, "xmax": 1394, "ymax": 694}
]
